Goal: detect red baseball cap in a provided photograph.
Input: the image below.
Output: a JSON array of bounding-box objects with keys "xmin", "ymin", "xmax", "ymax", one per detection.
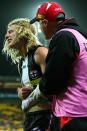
[{"xmin": 30, "ymin": 2, "xmax": 65, "ymax": 24}]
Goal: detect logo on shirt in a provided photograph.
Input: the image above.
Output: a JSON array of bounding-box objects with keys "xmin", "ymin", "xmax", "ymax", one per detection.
[{"xmin": 29, "ymin": 70, "xmax": 39, "ymax": 80}]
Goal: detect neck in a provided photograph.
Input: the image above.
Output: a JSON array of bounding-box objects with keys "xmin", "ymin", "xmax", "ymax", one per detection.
[
  {"xmin": 47, "ymin": 22, "xmax": 58, "ymax": 39},
  {"xmin": 20, "ymin": 45, "xmax": 27, "ymax": 60}
]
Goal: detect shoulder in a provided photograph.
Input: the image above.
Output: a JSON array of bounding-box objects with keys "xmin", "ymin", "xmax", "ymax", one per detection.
[
  {"xmin": 54, "ymin": 30, "xmax": 75, "ymax": 40},
  {"xmin": 50, "ymin": 29, "xmax": 79, "ymax": 48},
  {"xmin": 35, "ymin": 46, "xmax": 48, "ymax": 56},
  {"xmin": 34, "ymin": 46, "xmax": 48, "ymax": 65}
]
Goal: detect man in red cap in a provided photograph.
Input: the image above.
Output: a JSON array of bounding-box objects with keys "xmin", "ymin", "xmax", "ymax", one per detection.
[
  {"xmin": 30, "ymin": 2, "xmax": 65, "ymax": 40},
  {"xmin": 25, "ymin": 1, "xmax": 87, "ymax": 131}
]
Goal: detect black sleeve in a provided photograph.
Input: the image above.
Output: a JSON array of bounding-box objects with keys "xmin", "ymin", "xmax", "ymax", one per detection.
[{"xmin": 39, "ymin": 31, "xmax": 80, "ymax": 95}]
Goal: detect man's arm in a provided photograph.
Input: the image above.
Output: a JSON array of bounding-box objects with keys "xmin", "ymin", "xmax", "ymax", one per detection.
[
  {"xmin": 34, "ymin": 46, "xmax": 48, "ymax": 74},
  {"xmin": 39, "ymin": 31, "xmax": 80, "ymax": 95}
]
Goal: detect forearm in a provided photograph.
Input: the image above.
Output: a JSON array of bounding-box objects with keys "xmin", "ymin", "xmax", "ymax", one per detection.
[{"xmin": 21, "ymin": 85, "xmax": 49, "ymax": 111}]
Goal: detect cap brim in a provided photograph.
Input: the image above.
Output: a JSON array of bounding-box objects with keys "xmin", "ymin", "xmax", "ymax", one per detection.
[{"xmin": 30, "ymin": 18, "xmax": 38, "ymax": 24}]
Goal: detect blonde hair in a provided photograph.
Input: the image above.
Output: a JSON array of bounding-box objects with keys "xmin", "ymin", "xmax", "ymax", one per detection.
[{"xmin": 2, "ymin": 18, "xmax": 40, "ymax": 64}]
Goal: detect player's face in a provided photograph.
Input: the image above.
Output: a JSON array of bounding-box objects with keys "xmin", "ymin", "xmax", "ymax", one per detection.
[{"xmin": 5, "ymin": 24, "xmax": 19, "ymax": 48}]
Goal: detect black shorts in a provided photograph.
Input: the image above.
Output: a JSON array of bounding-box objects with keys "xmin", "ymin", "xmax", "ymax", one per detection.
[{"xmin": 23, "ymin": 110, "xmax": 60, "ymax": 131}]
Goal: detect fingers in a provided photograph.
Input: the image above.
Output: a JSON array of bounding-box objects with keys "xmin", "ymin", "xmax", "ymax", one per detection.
[
  {"xmin": 22, "ymin": 87, "xmax": 33, "ymax": 91},
  {"xmin": 18, "ymin": 88, "xmax": 23, "ymax": 99},
  {"xmin": 22, "ymin": 87, "xmax": 33, "ymax": 99},
  {"xmin": 17, "ymin": 86, "xmax": 33, "ymax": 99},
  {"xmin": 22, "ymin": 87, "xmax": 33, "ymax": 94},
  {"xmin": 17, "ymin": 87, "xmax": 21, "ymax": 92}
]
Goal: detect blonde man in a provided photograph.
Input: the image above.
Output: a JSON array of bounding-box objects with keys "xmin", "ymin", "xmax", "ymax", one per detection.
[{"xmin": 2, "ymin": 18, "xmax": 53, "ymax": 131}]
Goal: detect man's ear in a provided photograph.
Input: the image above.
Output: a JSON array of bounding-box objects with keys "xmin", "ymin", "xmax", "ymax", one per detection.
[{"xmin": 43, "ymin": 19, "xmax": 48, "ymax": 27}]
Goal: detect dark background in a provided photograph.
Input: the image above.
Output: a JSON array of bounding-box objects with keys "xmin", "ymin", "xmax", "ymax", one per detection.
[{"xmin": 0, "ymin": 0, "xmax": 87, "ymax": 77}]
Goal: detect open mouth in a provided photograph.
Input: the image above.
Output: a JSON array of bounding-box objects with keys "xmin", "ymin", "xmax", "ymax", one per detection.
[{"xmin": 7, "ymin": 39, "xmax": 12, "ymax": 43}]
